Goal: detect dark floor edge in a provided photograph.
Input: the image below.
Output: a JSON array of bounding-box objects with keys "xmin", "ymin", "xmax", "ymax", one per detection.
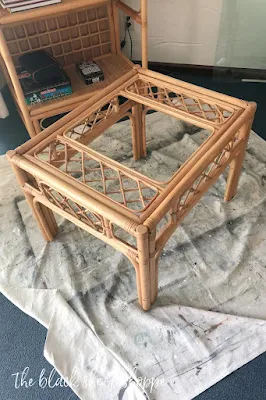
[{"xmin": 133, "ymin": 60, "xmax": 266, "ymax": 80}]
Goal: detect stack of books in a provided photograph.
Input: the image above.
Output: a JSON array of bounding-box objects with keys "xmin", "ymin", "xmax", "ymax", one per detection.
[
  {"xmin": 17, "ymin": 50, "xmax": 72, "ymax": 104},
  {"xmin": 0, "ymin": 0, "xmax": 61, "ymax": 13}
]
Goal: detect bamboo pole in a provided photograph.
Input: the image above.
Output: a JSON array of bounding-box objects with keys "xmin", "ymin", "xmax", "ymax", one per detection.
[
  {"xmin": 141, "ymin": 107, "xmax": 147, "ymax": 157},
  {"xmin": 136, "ymin": 225, "xmax": 151, "ymax": 310},
  {"xmin": 133, "ymin": 262, "xmax": 142, "ymax": 307},
  {"xmin": 148, "ymin": 229, "xmax": 157, "ymax": 304},
  {"xmin": 140, "ymin": 0, "xmax": 148, "ymax": 68},
  {"xmin": 224, "ymin": 108, "xmax": 256, "ymax": 201},
  {"xmin": 132, "ymin": 103, "xmax": 144, "ymax": 160},
  {"xmin": 107, "ymin": 2, "xmax": 117, "ymax": 54},
  {"xmin": 103, "ymin": 217, "xmax": 112, "ymax": 238},
  {"xmin": 131, "ymin": 104, "xmax": 140, "ymax": 160},
  {"xmin": 32, "ymin": 198, "xmax": 58, "ymax": 240},
  {"xmin": 33, "ymin": 120, "xmax": 41, "ymax": 135},
  {"xmin": 112, "ymin": 0, "xmax": 122, "ymax": 55},
  {"xmin": 6, "ymin": 150, "xmax": 57, "ymax": 241},
  {"xmin": 138, "ymin": 103, "xmax": 146, "ymax": 157}
]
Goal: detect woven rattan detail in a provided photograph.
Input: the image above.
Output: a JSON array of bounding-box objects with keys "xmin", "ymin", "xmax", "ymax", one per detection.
[
  {"xmin": 125, "ymin": 79, "xmax": 234, "ymax": 124},
  {"xmin": 64, "ymin": 98, "xmax": 117, "ymax": 141},
  {"xmin": 3, "ymin": 4, "xmax": 111, "ymax": 67},
  {"xmin": 40, "ymin": 183, "xmax": 104, "ymax": 232},
  {"xmin": 35, "ymin": 140, "xmax": 160, "ymax": 214},
  {"xmin": 176, "ymin": 132, "xmax": 240, "ymax": 217}
]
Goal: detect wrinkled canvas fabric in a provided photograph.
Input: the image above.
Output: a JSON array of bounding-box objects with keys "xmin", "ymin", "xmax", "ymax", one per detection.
[{"xmin": 1, "ymin": 112, "xmax": 266, "ymax": 400}]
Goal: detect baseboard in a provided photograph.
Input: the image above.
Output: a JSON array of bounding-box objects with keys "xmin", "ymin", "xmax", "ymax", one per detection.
[{"xmin": 134, "ymin": 61, "xmax": 266, "ymax": 80}]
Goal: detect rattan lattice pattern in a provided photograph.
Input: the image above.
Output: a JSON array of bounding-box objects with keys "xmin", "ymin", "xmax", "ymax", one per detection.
[
  {"xmin": 64, "ymin": 98, "xmax": 117, "ymax": 141},
  {"xmin": 35, "ymin": 140, "xmax": 160, "ymax": 214},
  {"xmin": 3, "ymin": 5, "xmax": 111, "ymax": 67},
  {"xmin": 176, "ymin": 132, "xmax": 240, "ymax": 218},
  {"xmin": 125, "ymin": 79, "xmax": 234, "ymax": 125},
  {"xmin": 40, "ymin": 183, "xmax": 104, "ymax": 232}
]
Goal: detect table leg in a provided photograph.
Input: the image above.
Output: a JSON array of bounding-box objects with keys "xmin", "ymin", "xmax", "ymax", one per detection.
[
  {"xmin": 136, "ymin": 225, "xmax": 151, "ymax": 311},
  {"xmin": 32, "ymin": 197, "xmax": 58, "ymax": 241},
  {"xmin": 149, "ymin": 229, "xmax": 158, "ymax": 304},
  {"xmin": 224, "ymin": 112, "xmax": 255, "ymax": 202},
  {"xmin": 7, "ymin": 151, "xmax": 57, "ymax": 241},
  {"xmin": 33, "ymin": 119, "xmax": 42, "ymax": 135},
  {"xmin": 132, "ymin": 103, "xmax": 146, "ymax": 160}
]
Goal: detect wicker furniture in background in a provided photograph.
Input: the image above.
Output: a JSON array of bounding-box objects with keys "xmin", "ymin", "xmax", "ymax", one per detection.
[
  {"xmin": 0, "ymin": 0, "xmax": 148, "ymax": 137},
  {"xmin": 7, "ymin": 66, "xmax": 256, "ymax": 310}
]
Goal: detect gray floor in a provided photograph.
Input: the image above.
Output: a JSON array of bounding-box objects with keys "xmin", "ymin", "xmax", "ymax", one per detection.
[{"xmin": 1, "ymin": 72, "xmax": 266, "ymax": 399}]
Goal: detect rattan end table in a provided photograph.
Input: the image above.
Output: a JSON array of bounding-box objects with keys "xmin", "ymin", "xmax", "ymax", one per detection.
[{"xmin": 7, "ymin": 66, "xmax": 256, "ymax": 311}]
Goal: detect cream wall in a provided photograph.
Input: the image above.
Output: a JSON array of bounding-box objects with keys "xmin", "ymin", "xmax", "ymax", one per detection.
[
  {"xmin": 120, "ymin": 0, "xmax": 223, "ymax": 66},
  {"xmin": 216, "ymin": 0, "xmax": 266, "ymax": 69}
]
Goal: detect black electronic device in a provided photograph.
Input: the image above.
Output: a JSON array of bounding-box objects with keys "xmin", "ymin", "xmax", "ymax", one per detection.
[
  {"xmin": 76, "ymin": 60, "xmax": 104, "ymax": 85},
  {"xmin": 19, "ymin": 50, "xmax": 63, "ymax": 85}
]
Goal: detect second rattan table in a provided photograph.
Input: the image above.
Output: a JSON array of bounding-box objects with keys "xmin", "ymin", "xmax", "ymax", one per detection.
[{"xmin": 7, "ymin": 66, "xmax": 256, "ymax": 311}]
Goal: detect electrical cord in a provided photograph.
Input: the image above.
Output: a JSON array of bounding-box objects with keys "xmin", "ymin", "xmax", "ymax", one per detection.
[
  {"xmin": 120, "ymin": 18, "xmax": 127, "ymax": 49},
  {"xmin": 121, "ymin": 16, "xmax": 133, "ymax": 60},
  {"xmin": 126, "ymin": 21, "xmax": 133, "ymax": 60}
]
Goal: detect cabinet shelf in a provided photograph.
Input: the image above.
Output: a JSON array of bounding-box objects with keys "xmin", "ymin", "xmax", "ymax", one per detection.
[
  {"xmin": 0, "ymin": 0, "xmax": 108, "ymax": 26},
  {"xmin": 0, "ymin": 0, "xmax": 147, "ymax": 137},
  {"xmin": 27, "ymin": 53, "xmax": 133, "ymax": 118}
]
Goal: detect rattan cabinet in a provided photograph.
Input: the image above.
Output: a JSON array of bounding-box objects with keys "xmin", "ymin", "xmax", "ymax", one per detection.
[{"xmin": 0, "ymin": 0, "xmax": 147, "ymax": 137}]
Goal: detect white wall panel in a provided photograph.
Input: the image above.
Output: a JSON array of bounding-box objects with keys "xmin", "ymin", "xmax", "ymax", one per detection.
[{"xmin": 120, "ymin": 0, "xmax": 223, "ymax": 65}]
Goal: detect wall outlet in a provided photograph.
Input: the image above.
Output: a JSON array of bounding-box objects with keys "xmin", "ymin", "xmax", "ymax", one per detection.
[{"xmin": 126, "ymin": 16, "xmax": 135, "ymax": 31}]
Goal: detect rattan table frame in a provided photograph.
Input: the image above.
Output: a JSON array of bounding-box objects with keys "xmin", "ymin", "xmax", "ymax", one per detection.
[{"xmin": 7, "ymin": 66, "xmax": 257, "ymax": 311}]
